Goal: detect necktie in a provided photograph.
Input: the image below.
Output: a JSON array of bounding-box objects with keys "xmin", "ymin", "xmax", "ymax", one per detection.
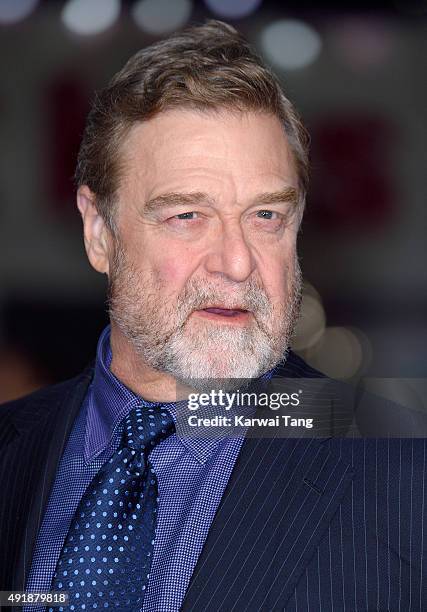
[{"xmin": 49, "ymin": 404, "xmax": 175, "ymax": 612}]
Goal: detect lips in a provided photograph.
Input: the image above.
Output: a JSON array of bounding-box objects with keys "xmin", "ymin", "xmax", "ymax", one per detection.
[{"xmin": 203, "ymin": 307, "xmax": 248, "ymax": 317}]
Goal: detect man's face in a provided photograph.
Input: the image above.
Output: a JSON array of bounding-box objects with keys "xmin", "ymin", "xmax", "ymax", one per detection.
[{"xmin": 107, "ymin": 109, "xmax": 302, "ymax": 388}]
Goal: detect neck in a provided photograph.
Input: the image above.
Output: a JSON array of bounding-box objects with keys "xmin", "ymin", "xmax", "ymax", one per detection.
[{"xmin": 109, "ymin": 323, "xmax": 179, "ymax": 402}]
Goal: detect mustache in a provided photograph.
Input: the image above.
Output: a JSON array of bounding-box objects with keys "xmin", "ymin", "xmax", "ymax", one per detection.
[
  {"xmin": 175, "ymin": 277, "xmax": 273, "ymax": 331},
  {"xmin": 180, "ymin": 280, "xmax": 270, "ymax": 309}
]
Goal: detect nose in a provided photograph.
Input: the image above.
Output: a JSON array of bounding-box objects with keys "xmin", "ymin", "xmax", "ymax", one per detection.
[{"xmin": 204, "ymin": 220, "xmax": 256, "ymax": 283}]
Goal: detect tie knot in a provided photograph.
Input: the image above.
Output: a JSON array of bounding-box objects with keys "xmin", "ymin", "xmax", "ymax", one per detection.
[{"xmin": 122, "ymin": 405, "xmax": 175, "ymax": 455}]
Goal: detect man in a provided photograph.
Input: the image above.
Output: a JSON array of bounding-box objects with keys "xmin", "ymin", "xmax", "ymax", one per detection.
[{"xmin": 0, "ymin": 20, "xmax": 425, "ymax": 612}]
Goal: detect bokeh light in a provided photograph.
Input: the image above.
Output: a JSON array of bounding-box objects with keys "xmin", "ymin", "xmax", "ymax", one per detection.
[
  {"xmin": 0, "ymin": 0, "xmax": 39, "ymax": 25},
  {"xmin": 203, "ymin": 0, "xmax": 262, "ymax": 19},
  {"xmin": 328, "ymin": 17, "xmax": 395, "ymax": 69},
  {"xmin": 62, "ymin": 0, "xmax": 121, "ymax": 36},
  {"xmin": 306, "ymin": 327, "xmax": 365, "ymax": 379},
  {"xmin": 293, "ymin": 291, "xmax": 326, "ymax": 351},
  {"xmin": 260, "ymin": 19, "xmax": 322, "ymax": 70},
  {"xmin": 361, "ymin": 378, "xmax": 425, "ymax": 414},
  {"xmin": 132, "ymin": 0, "xmax": 192, "ymax": 35}
]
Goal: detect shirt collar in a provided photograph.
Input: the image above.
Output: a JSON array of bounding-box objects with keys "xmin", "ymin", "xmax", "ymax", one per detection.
[
  {"xmin": 84, "ymin": 324, "xmax": 279, "ymax": 465},
  {"xmin": 84, "ymin": 325, "xmax": 222, "ymax": 465}
]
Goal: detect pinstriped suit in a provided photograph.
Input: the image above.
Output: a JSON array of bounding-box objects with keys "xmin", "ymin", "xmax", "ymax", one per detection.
[{"xmin": 0, "ymin": 352, "xmax": 426, "ymax": 611}]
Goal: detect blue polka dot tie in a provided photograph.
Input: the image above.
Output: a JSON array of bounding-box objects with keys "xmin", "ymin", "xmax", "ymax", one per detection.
[{"xmin": 49, "ymin": 405, "xmax": 175, "ymax": 612}]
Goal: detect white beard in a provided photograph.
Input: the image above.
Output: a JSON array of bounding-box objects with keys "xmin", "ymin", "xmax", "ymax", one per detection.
[{"xmin": 108, "ymin": 241, "xmax": 302, "ymax": 393}]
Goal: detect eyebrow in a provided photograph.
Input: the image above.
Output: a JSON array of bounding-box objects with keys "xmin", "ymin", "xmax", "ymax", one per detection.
[
  {"xmin": 254, "ymin": 187, "xmax": 299, "ymax": 210},
  {"xmin": 144, "ymin": 192, "xmax": 215, "ymax": 214},
  {"xmin": 143, "ymin": 186, "xmax": 299, "ymax": 214}
]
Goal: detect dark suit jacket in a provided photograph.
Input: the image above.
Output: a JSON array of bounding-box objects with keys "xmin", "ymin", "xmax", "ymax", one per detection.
[{"xmin": 0, "ymin": 352, "xmax": 426, "ymax": 611}]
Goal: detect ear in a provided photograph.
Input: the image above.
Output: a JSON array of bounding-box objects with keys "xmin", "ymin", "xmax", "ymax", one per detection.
[{"xmin": 77, "ymin": 186, "xmax": 111, "ymax": 275}]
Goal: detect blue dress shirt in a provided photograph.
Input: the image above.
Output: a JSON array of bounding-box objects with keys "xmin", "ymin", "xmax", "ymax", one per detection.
[{"xmin": 25, "ymin": 325, "xmax": 274, "ymax": 611}]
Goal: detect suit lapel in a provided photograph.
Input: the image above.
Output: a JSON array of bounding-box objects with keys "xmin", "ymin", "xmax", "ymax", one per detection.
[
  {"xmin": 1, "ymin": 367, "xmax": 94, "ymax": 591},
  {"xmin": 182, "ymin": 435, "xmax": 355, "ymax": 611}
]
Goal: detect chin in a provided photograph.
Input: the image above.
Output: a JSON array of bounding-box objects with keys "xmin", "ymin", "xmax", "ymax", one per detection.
[
  {"xmin": 167, "ymin": 346, "xmax": 274, "ymax": 391},
  {"xmin": 178, "ymin": 375, "xmax": 249, "ymax": 395}
]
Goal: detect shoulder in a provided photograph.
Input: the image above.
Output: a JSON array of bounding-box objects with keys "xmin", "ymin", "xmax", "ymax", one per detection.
[
  {"xmin": 281, "ymin": 352, "xmax": 427, "ymax": 439},
  {"xmin": 0, "ymin": 364, "xmax": 94, "ymax": 429},
  {"xmin": 327, "ymin": 436, "xmax": 427, "ymax": 464},
  {"xmin": 273, "ymin": 349, "xmax": 326, "ymax": 379}
]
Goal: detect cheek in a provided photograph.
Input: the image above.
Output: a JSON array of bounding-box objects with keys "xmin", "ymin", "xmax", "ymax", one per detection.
[
  {"xmin": 263, "ymin": 267, "xmax": 288, "ymax": 301},
  {"xmin": 149, "ymin": 251, "xmax": 196, "ymax": 293},
  {"xmin": 259, "ymin": 247, "xmax": 296, "ymax": 296}
]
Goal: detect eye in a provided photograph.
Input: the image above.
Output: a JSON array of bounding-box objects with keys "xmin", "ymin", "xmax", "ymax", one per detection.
[
  {"xmin": 174, "ymin": 211, "xmax": 198, "ymax": 220},
  {"xmin": 256, "ymin": 210, "xmax": 278, "ymax": 220},
  {"xmin": 165, "ymin": 210, "xmax": 204, "ymax": 232}
]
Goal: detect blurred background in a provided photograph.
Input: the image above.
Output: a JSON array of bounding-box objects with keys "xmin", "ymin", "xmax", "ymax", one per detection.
[{"xmin": 0, "ymin": 0, "xmax": 426, "ymax": 402}]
